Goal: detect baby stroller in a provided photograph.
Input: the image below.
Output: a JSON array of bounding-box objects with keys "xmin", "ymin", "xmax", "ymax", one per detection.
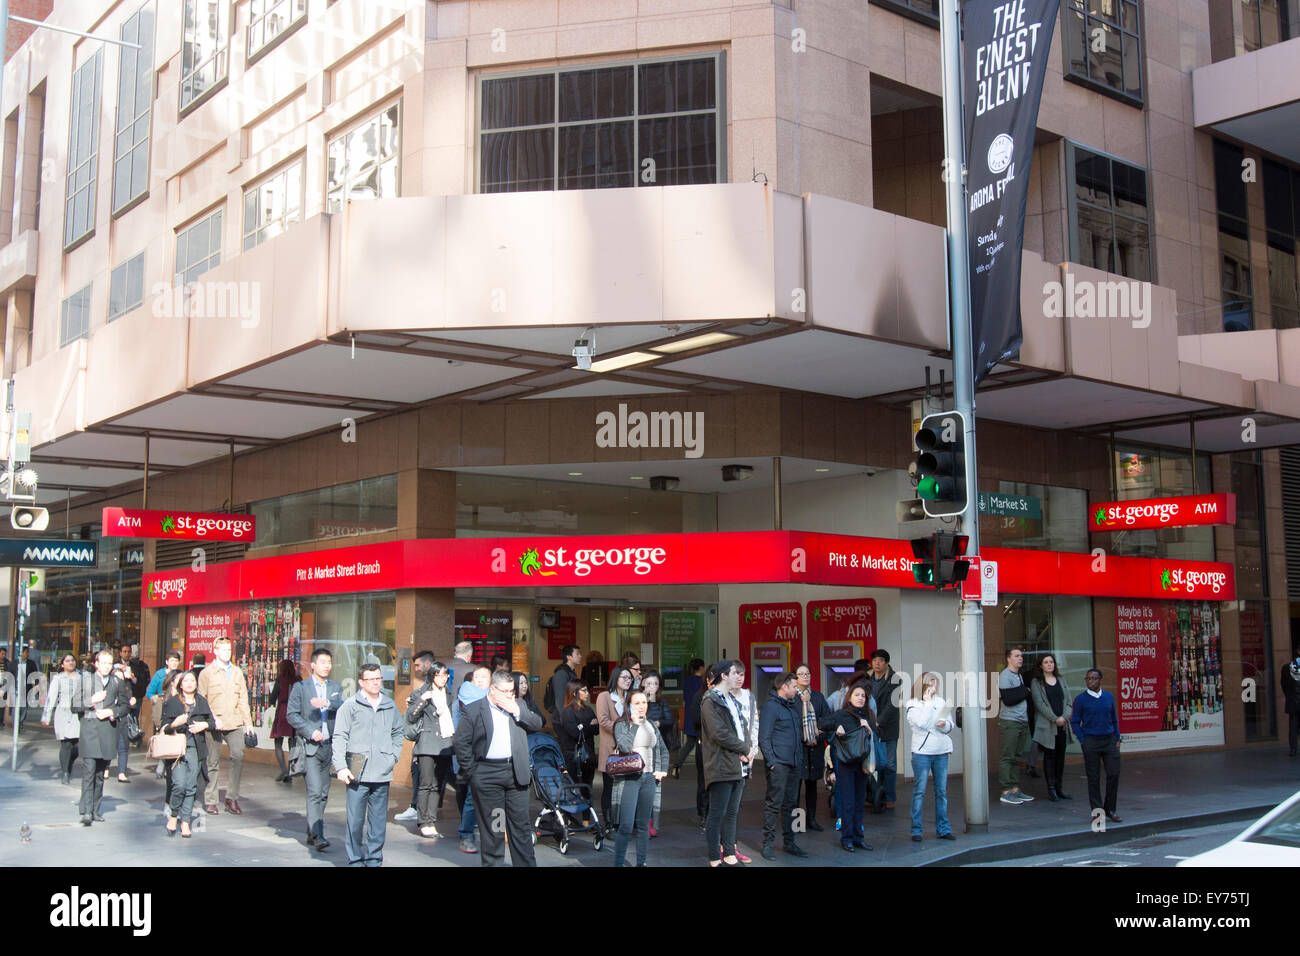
[{"xmin": 529, "ymin": 734, "xmax": 604, "ymax": 855}]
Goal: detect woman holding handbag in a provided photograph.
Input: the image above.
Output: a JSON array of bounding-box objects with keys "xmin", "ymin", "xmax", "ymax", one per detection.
[
  {"xmin": 556, "ymin": 681, "xmax": 597, "ymax": 784},
  {"xmin": 820, "ymin": 682, "xmax": 878, "ymax": 853},
  {"xmin": 641, "ymin": 670, "xmax": 675, "ymax": 837},
  {"xmin": 159, "ymin": 670, "xmax": 213, "ymax": 838},
  {"xmin": 41, "ymin": 654, "xmax": 84, "ymax": 784},
  {"xmin": 596, "ymin": 665, "xmax": 634, "ymax": 829},
  {"xmin": 611, "ymin": 689, "xmax": 669, "ymax": 866},
  {"xmin": 905, "ymin": 671, "xmax": 956, "ymax": 842},
  {"xmin": 405, "ymin": 661, "xmax": 456, "ymax": 838}
]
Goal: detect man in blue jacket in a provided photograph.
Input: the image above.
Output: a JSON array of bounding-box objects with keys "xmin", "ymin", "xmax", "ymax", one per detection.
[
  {"xmin": 759, "ymin": 672, "xmax": 809, "ymax": 860},
  {"xmin": 1070, "ymin": 668, "xmax": 1123, "ymax": 824}
]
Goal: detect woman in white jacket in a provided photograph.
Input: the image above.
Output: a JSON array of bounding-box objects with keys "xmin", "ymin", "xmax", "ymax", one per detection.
[{"xmin": 905, "ymin": 671, "xmax": 955, "ymax": 842}]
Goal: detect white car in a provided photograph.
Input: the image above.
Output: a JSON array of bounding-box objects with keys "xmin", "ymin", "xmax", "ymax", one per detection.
[{"xmin": 1177, "ymin": 789, "xmax": 1300, "ymax": 867}]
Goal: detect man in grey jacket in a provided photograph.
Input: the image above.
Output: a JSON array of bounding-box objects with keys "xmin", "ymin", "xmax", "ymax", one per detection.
[
  {"xmin": 332, "ymin": 662, "xmax": 405, "ymax": 867},
  {"xmin": 286, "ymin": 648, "xmax": 344, "ymax": 852}
]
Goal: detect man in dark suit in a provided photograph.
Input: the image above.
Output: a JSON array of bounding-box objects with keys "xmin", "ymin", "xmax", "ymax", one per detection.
[
  {"xmin": 453, "ymin": 668, "xmax": 542, "ymax": 866},
  {"xmin": 78, "ymin": 649, "xmax": 131, "ymax": 825},
  {"xmin": 286, "ymin": 648, "xmax": 344, "ymax": 851}
]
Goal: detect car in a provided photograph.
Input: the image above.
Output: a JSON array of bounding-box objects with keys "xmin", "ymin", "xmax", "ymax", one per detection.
[{"xmin": 1176, "ymin": 789, "xmax": 1300, "ymax": 867}]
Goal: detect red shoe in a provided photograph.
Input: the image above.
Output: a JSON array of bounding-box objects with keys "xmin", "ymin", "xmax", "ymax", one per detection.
[{"xmin": 648, "ymin": 823, "xmax": 659, "ymax": 838}]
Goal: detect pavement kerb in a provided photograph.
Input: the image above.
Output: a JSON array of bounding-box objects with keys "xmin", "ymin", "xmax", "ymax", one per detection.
[{"xmin": 919, "ymin": 804, "xmax": 1272, "ymax": 866}]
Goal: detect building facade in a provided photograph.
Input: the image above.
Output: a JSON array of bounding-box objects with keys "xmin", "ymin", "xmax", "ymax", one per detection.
[{"xmin": 3, "ymin": 0, "xmax": 1299, "ymax": 774}]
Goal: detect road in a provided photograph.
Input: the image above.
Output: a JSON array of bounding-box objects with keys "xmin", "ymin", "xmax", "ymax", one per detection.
[{"xmin": 966, "ymin": 820, "xmax": 1247, "ymax": 867}]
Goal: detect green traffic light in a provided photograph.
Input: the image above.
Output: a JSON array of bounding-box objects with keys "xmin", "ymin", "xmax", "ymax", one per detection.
[
  {"xmin": 918, "ymin": 477, "xmax": 940, "ymax": 500},
  {"xmin": 913, "ymin": 564, "xmax": 935, "ymax": 585}
]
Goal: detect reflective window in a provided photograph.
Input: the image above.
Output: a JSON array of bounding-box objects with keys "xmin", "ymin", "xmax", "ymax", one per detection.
[
  {"xmin": 174, "ymin": 208, "xmax": 223, "ymax": 285},
  {"xmin": 1063, "ymin": 0, "xmax": 1143, "ymax": 102},
  {"xmin": 181, "ymin": 0, "xmax": 229, "ymax": 113},
  {"xmin": 1070, "ymin": 144, "xmax": 1150, "ymax": 281},
  {"xmin": 243, "ymin": 158, "xmax": 304, "ymax": 250},
  {"xmin": 60, "ymin": 284, "xmax": 92, "ymax": 346},
  {"xmin": 108, "ymin": 252, "xmax": 146, "ymax": 322},
  {"xmin": 326, "ymin": 102, "xmax": 400, "ymax": 213},
  {"xmin": 479, "ymin": 56, "xmax": 721, "ymax": 193},
  {"xmin": 979, "ymin": 482, "xmax": 1089, "ymax": 553},
  {"xmin": 1109, "ymin": 443, "xmax": 1215, "ymax": 560},
  {"xmin": 64, "ymin": 50, "xmax": 103, "ymax": 249},
  {"xmin": 1242, "ymin": 0, "xmax": 1292, "ymax": 51},
  {"xmin": 1263, "ymin": 158, "xmax": 1300, "ymax": 329},
  {"xmin": 1215, "ymin": 140, "xmax": 1254, "ymax": 331},
  {"xmin": 248, "ymin": 0, "xmax": 307, "ymax": 59},
  {"xmin": 250, "ymin": 475, "xmax": 399, "ymax": 548},
  {"xmin": 113, "ymin": 4, "xmax": 154, "ymax": 214}
]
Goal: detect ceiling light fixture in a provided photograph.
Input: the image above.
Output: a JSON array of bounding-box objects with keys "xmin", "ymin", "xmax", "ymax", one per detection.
[
  {"xmin": 568, "ymin": 472, "xmax": 583, "ymax": 476},
  {"xmin": 815, "ymin": 467, "xmax": 831, "ymax": 473},
  {"xmin": 652, "ymin": 332, "xmax": 739, "ymax": 354},
  {"xmin": 581, "ymin": 351, "xmax": 659, "ymax": 373}
]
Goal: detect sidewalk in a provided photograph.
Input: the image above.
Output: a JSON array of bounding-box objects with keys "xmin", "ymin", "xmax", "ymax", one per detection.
[{"xmin": 2, "ymin": 730, "xmax": 1297, "ymax": 867}]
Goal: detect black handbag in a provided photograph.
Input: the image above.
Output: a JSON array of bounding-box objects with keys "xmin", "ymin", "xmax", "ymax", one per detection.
[
  {"xmin": 574, "ymin": 727, "xmax": 593, "ymax": 768},
  {"xmin": 244, "ymin": 729, "xmax": 259, "ymax": 749},
  {"xmin": 287, "ymin": 738, "xmax": 307, "ymax": 777},
  {"xmin": 125, "ymin": 711, "xmax": 145, "ymax": 744}
]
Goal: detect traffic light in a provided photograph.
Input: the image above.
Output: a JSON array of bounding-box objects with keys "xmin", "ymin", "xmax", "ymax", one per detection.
[
  {"xmin": 914, "ymin": 410, "xmax": 967, "ymax": 518},
  {"xmin": 909, "ymin": 531, "xmax": 971, "ymax": 589}
]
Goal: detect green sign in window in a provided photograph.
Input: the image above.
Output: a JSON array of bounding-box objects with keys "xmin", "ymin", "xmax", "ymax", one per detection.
[{"xmin": 978, "ymin": 492, "xmax": 1042, "ymax": 519}]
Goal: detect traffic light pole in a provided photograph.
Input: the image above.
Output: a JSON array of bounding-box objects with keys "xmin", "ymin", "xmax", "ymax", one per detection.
[{"xmin": 939, "ymin": 0, "xmax": 989, "ymax": 830}]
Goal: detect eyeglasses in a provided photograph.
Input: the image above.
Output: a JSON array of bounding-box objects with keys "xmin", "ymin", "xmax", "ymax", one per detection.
[{"xmin": 360, "ymin": 676, "xmax": 383, "ymax": 683}]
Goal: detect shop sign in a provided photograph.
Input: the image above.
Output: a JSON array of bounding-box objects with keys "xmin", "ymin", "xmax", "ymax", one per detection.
[
  {"xmin": 184, "ymin": 604, "xmax": 237, "ymax": 668},
  {"xmin": 102, "ymin": 507, "xmax": 256, "ymax": 541},
  {"xmin": 659, "ymin": 611, "xmax": 707, "ymax": 690},
  {"xmin": 1089, "ymin": 494, "xmax": 1235, "ymax": 532},
  {"xmin": 0, "ymin": 538, "xmax": 97, "ymax": 567},
  {"xmin": 545, "ymin": 615, "xmax": 576, "ymax": 659},
  {"xmin": 807, "ymin": 599, "xmax": 876, "ymax": 645},
  {"xmin": 1114, "ymin": 600, "xmax": 1225, "ymax": 753},
  {"xmin": 978, "ymin": 492, "xmax": 1041, "ymax": 519}
]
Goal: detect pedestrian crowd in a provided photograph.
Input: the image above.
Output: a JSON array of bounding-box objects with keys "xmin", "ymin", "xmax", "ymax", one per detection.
[{"xmin": 24, "ymin": 638, "xmax": 1148, "ymax": 865}]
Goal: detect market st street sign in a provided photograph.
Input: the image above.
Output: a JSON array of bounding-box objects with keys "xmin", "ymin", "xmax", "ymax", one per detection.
[
  {"xmin": 102, "ymin": 507, "xmax": 256, "ymax": 541},
  {"xmin": 1089, "ymin": 494, "xmax": 1236, "ymax": 532},
  {"xmin": 0, "ymin": 538, "xmax": 98, "ymax": 567}
]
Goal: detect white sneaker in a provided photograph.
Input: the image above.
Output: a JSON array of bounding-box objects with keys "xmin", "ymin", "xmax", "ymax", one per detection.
[{"xmin": 394, "ymin": 807, "xmax": 418, "ymax": 822}]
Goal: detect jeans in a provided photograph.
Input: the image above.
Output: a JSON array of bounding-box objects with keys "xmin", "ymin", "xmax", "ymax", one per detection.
[
  {"xmin": 997, "ymin": 718, "xmax": 1030, "ymax": 790},
  {"xmin": 169, "ymin": 745, "xmax": 201, "ymax": 822},
  {"xmin": 116, "ymin": 706, "xmax": 139, "ymax": 774},
  {"xmin": 839, "ymin": 764, "xmax": 868, "ymax": 844},
  {"xmin": 344, "ymin": 780, "xmax": 390, "ymax": 866},
  {"xmin": 909, "ymin": 752, "xmax": 951, "ymax": 837},
  {"xmin": 704, "ymin": 779, "xmax": 745, "ymax": 860},
  {"xmin": 1082, "ymin": 735, "xmax": 1121, "ymax": 814},
  {"xmin": 601, "ymin": 771, "xmax": 615, "ymax": 823},
  {"xmin": 762, "ymin": 762, "xmax": 802, "ymax": 848},
  {"xmin": 880, "ymin": 737, "xmax": 898, "ymax": 803},
  {"xmin": 304, "ymin": 743, "xmax": 333, "ymax": 839},
  {"xmin": 457, "ymin": 777, "xmax": 477, "ymax": 839},
  {"xmin": 614, "ymin": 772, "xmax": 657, "ymax": 866}
]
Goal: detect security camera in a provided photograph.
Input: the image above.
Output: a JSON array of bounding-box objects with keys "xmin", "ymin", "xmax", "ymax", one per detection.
[{"xmin": 572, "ymin": 329, "xmax": 597, "ymax": 371}]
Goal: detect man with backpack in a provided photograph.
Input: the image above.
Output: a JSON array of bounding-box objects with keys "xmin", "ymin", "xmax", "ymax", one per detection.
[{"xmin": 546, "ymin": 645, "xmax": 582, "ymax": 724}]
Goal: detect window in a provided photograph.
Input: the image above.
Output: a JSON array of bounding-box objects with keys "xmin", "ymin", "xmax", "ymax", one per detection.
[
  {"xmin": 60, "ymin": 284, "xmax": 92, "ymax": 346},
  {"xmin": 478, "ymin": 55, "xmax": 722, "ymax": 193},
  {"xmin": 247, "ymin": 0, "xmax": 307, "ymax": 60},
  {"xmin": 326, "ymin": 102, "xmax": 400, "ymax": 213},
  {"xmin": 869, "ymin": 0, "xmax": 938, "ymax": 25},
  {"xmin": 1068, "ymin": 144, "xmax": 1151, "ymax": 281},
  {"xmin": 1213, "ymin": 140, "xmax": 1253, "ymax": 331},
  {"xmin": 108, "ymin": 252, "xmax": 145, "ymax": 321},
  {"xmin": 64, "ymin": 51, "xmax": 103, "ymax": 250},
  {"xmin": 1111, "ymin": 442, "xmax": 1215, "ymax": 560},
  {"xmin": 175, "ymin": 208, "xmax": 223, "ymax": 285},
  {"xmin": 1063, "ymin": 0, "xmax": 1143, "ymax": 103},
  {"xmin": 1242, "ymin": 0, "xmax": 1292, "ymax": 51},
  {"xmin": 181, "ymin": 0, "xmax": 229, "ymax": 113},
  {"xmin": 1263, "ymin": 159, "xmax": 1300, "ymax": 330},
  {"xmin": 978, "ymin": 482, "xmax": 1089, "ymax": 553},
  {"xmin": 250, "ymin": 475, "xmax": 398, "ymax": 548},
  {"xmin": 113, "ymin": 5, "xmax": 154, "ymax": 215},
  {"xmin": 243, "ymin": 158, "xmax": 304, "ymax": 250}
]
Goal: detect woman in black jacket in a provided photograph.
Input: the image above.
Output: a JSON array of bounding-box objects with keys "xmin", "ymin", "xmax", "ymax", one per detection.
[
  {"xmin": 159, "ymin": 670, "xmax": 212, "ymax": 838},
  {"xmin": 819, "ymin": 682, "xmax": 878, "ymax": 853},
  {"xmin": 514, "ymin": 671, "xmax": 547, "ymax": 727},
  {"xmin": 556, "ymin": 682, "xmax": 598, "ymax": 784},
  {"xmin": 794, "ymin": 664, "xmax": 829, "ymax": 832},
  {"xmin": 406, "ymin": 661, "xmax": 456, "ymax": 838}
]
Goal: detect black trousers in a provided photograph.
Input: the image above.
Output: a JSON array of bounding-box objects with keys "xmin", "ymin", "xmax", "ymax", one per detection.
[
  {"xmin": 762, "ymin": 762, "xmax": 802, "ymax": 848},
  {"xmin": 1081, "ymin": 735, "xmax": 1120, "ymax": 814},
  {"xmin": 470, "ymin": 761, "xmax": 537, "ymax": 867},
  {"xmin": 1041, "ymin": 727, "xmax": 1068, "ymax": 789},
  {"xmin": 59, "ymin": 739, "xmax": 79, "ymax": 778},
  {"xmin": 1288, "ymin": 711, "xmax": 1299, "ymax": 754},
  {"xmin": 79, "ymin": 758, "xmax": 111, "ymax": 817}
]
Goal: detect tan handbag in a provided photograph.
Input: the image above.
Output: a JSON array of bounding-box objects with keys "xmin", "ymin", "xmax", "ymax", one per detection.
[{"xmin": 148, "ymin": 732, "xmax": 186, "ymax": 760}]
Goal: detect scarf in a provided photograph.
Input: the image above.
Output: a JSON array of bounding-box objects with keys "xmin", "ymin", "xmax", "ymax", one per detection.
[
  {"xmin": 799, "ymin": 689, "xmax": 818, "ymax": 745},
  {"xmin": 718, "ymin": 689, "xmax": 747, "ymax": 740},
  {"xmin": 430, "ymin": 684, "xmax": 455, "ymax": 738}
]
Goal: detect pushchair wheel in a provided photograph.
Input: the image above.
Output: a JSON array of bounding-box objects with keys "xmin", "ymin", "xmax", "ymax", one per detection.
[
  {"xmin": 593, "ymin": 835, "xmax": 603, "ymax": 852},
  {"xmin": 532, "ymin": 830, "xmax": 539, "ymax": 845},
  {"xmin": 558, "ymin": 837, "xmax": 569, "ymax": 855}
]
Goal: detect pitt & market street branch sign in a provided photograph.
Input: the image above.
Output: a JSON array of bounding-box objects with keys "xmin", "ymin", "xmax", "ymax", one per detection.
[
  {"xmin": 102, "ymin": 508, "xmax": 256, "ymax": 541},
  {"xmin": 1089, "ymin": 494, "xmax": 1236, "ymax": 532}
]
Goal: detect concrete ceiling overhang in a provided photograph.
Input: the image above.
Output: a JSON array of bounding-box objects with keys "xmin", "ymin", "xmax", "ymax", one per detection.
[{"xmin": 1192, "ymin": 36, "xmax": 1300, "ymax": 165}]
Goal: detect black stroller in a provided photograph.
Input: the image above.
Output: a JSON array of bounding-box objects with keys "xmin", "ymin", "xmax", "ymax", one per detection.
[{"xmin": 529, "ymin": 734, "xmax": 604, "ymax": 855}]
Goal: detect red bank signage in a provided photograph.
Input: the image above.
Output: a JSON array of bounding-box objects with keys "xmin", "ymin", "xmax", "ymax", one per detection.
[
  {"xmin": 141, "ymin": 530, "xmax": 1236, "ymax": 607},
  {"xmin": 1089, "ymin": 494, "xmax": 1235, "ymax": 532},
  {"xmin": 103, "ymin": 507, "xmax": 256, "ymax": 541}
]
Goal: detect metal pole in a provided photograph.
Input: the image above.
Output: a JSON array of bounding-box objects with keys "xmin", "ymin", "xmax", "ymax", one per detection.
[
  {"xmin": 10, "ymin": 571, "xmax": 22, "ymax": 770},
  {"xmin": 939, "ymin": 0, "xmax": 989, "ymax": 831},
  {"xmin": 773, "ymin": 456, "xmax": 783, "ymax": 531},
  {"xmin": 1189, "ymin": 417, "xmax": 1197, "ymax": 494},
  {"xmin": 142, "ymin": 432, "xmax": 149, "ymax": 508},
  {"xmin": 9, "ymin": 14, "xmax": 141, "ymax": 49}
]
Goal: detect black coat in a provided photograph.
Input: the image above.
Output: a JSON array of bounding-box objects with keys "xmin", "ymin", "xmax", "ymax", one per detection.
[
  {"xmin": 556, "ymin": 704, "xmax": 597, "ymax": 762},
  {"xmin": 160, "ymin": 693, "xmax": 214, "ymax": 777},
  {"xmin": 796, "ymin": 688, "xmax": 829, "ymax": 780},
  {"xmin": 453, "ymin": 697, "xmax": 543, "ymax": 787},
  {"xmin": 869, "ymin": 668, "xmax": 904, "ymax": 741},
  {"xmin": 646, "ymin": 698, "xmax": 677, "ymax": 751},
  {"xmin": 759, "ymin": 693, "xmax": 802, "ymax": 768},
  {"xmin": 77, "ymin": 672, "xmax": 131, "ymax": 760}
]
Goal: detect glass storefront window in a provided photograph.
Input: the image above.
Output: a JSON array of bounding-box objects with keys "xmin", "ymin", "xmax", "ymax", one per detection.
[
  {"xmin": 979, "ymin": 482, "xmax": 1088, "ymax": 552},
  {"xmin": 251, "ymin": 474, "xmax": 398, "ymax": 548},
  {"xmin": 1238, "ymin": 601, "xmax": 1276, "ymax": 740},
  {"xmin": 455, "ymin": 473, "xmax": 717, "ymax": 535},
  {"xmin": 1000, "ymin": 595, "xmax": 1094, "ymax": 749},
  {"xmin": 300, "ymin": 592, "xmax": 396, "ymax": 697},
  {"xmin": 1109, "ymin": 443, "xmax": 1215, "ymax": 560}
]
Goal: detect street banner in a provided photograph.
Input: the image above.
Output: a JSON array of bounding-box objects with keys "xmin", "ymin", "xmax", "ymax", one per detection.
[
  {"xmin": 1115, "ymin": 600, "xmax": 1224, "ymax": 752},
  {"xmin": 0, "ymin": 538, "xmax": 97, "ymax": 567},
  {"xmin": 1090, "ymin": 494, "xmax": 1236, "ymax": 532},
  {"xmin": 963, "ymin": 0, "xmax": 1060, "ymax": 383},
  {"xmin": 102, "ymin": 507, "xmax": 256, "ymax": 541}
]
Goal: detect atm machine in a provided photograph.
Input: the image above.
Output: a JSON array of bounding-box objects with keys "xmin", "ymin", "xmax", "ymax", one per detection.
[
  {"xmin": 748, "ymin": 642, "xmax": 791, "ymax": 712},
  {"xmin": 820, "ymin": 641, "xmax": 864, "ymax": 696}
]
